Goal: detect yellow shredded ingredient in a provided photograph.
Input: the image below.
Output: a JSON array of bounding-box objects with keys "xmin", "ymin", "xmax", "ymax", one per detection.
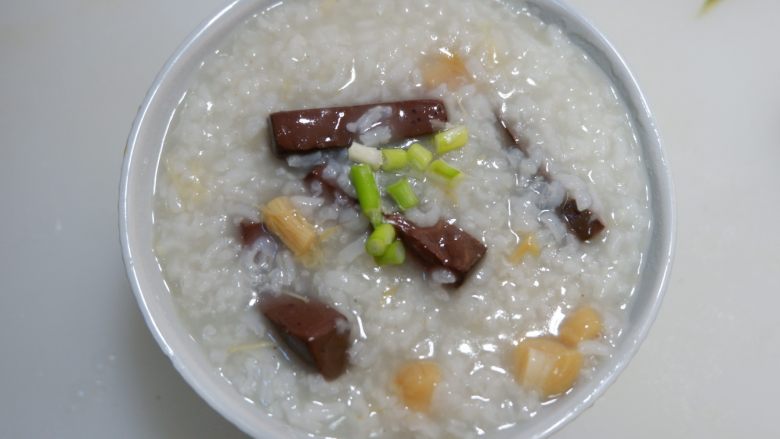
[
  {"xmin": 261, "ymin": 196, "xmax": 318, "ymax": 259},
  {"xmin": 394, "ymin": 361, "xmax": 441, "ymax": 412},
  {"xmin": 558, "ymin": 306, "xmax": 603, "ymax": 347},
  {"xmin": 508, "ymin": 234, "xmax": 541, "ymax": 263},
  {"xmin": 511, "ymin": 338, "xmax": 582, "ymax": 398},
  {"xmin": 421, "ymin": 50, "xmax": 470, "ymax": 89}
]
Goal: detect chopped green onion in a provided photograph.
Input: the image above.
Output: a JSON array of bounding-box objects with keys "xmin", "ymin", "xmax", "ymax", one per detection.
[
  {"xmin": 381, "ymin": 149, "xmax": 408, "ymax": 171},
  {"xmin": 434, "ymin": 125, "xmax": 468, "ymax": 154},
  {"xmin": 407, "ymin": 143, "xmax": 433, "ymax": 171},
  {"xmin": 374, "ymin": 239, "xmax": 405, "ymax": 265},
  {"xmin": 348, "ymin": 141, "xmax": 383, "ymax": 169},
  {"xmin": 429, "ymin": 159, "xmax": 462, "ymax": 181},
  {"xmin": 349, "ymin": 164, "xmax": 382, "ymax": 226},
  {"xmin": 386, "ymin": 178, "xmax": 419, "ymax": 210},
  {"xmin": 365, "ymin": 223, "xmax": 396, "ymax": 256}
]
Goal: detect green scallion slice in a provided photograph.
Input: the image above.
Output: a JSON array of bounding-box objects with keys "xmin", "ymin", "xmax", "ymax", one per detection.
[
  {"xmin": 386, "ymin": 178, "xmax": 419, "ymax": 210},
  {"xmin": 349, "ymin": 164, "xmax": 382, "ymax": 226},
  {"xmin": 374, "ymin": 239, "xmax": 405, "ymax": 265},
  {"xmin": 407, "ymin": 143, "xmax": 433, "ymax": 171},
  {"xmin": 429, "ymin": 159, "xmax": 462, "ymax": 181},
  {"xmin": 365, "ymin": 223, "xmax": 396, "ymax": 257},
  {"xmin": 381, "ymin": 149, "xmax": 408, "ymax": 171},
  {"xmin": 434, "ymin": 125, "xmax": 468, "ymax": 154}
]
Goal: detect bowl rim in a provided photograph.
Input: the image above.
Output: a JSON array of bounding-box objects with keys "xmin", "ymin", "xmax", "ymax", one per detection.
[{"xmin": 119, "ymin": 0, "xmax": 676, "ymax": 438}]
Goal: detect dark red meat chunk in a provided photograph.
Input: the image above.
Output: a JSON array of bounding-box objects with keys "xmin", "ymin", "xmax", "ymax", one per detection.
[
  {"xmin": 496, "ymin": 113, "xmax": 530, "ymax": 157},
  {"xmin": 269, "ymin": 99, "xmax": 448, "ymax": 156},
  {"xmin": 496, "ymin": 113, "xmax": 603, "ymax": 240},
  {"xmin": 556, "ymin": 197, "xmax": 605, "ymax": 241},
  {"xmin": 385, "ymin": 213, "xmax": 487, "ymax": 287},
  {"xmin": 239, "ymin": 220, "xmax": 271, "ymax": 247},
  {"xmin": 260, "ymin": 294, "xmax": 351, "ymax": 380}
]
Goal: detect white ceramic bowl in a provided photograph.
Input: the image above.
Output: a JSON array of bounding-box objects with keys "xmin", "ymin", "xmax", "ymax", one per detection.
[{"xmin": 119, "ymin": 0, "xmax": 675, "ymax": 437}]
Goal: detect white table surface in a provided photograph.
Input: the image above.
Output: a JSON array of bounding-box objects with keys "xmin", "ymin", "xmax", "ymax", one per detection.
[{"xmin": 1, "ymin": 0, "xmax": 777, "ymax": 437}]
